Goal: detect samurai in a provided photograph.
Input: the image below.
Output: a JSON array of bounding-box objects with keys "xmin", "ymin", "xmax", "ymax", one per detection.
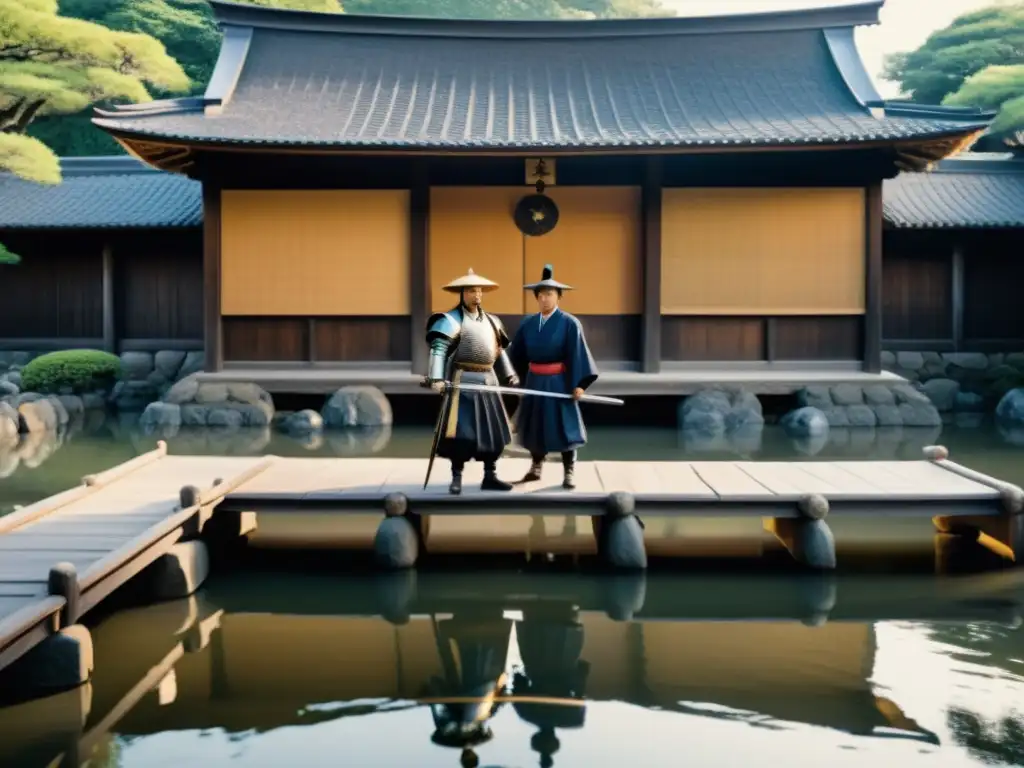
[
  {"xmin": 509, "ymin": 265, "xmax": 598, "ymax": 490},
  {"xmin": 424, "ymin": 268, "xmax": 519, "ymax": 495}
]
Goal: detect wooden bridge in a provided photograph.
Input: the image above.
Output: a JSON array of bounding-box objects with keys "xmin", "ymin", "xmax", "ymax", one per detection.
[{"xmin": 1, "ymin": 444, "xmax": 1022, "ymax": 686}]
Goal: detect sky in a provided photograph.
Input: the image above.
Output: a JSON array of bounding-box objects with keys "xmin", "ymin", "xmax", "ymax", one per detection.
[{"xmin": 661, "ymin": 0, "xmax": 1005, "ymax": 97}]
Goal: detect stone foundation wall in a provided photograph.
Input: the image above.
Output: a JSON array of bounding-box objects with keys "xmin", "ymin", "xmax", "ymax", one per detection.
[{"xmin": 881, "ymin": 350, "xmax": 1024, "ymax": 413}]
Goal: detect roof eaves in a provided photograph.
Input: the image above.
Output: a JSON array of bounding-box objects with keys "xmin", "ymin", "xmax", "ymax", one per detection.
[
  {"xmin": 57, "ymin": 156, "xmax": 158, "ymax": 177},
  {"xmin": 207, "ymin": 0, "xmax": 883, "ymax": 39},
  {"xmin": 881, "ymin": 100, "xmax": 996, "ymax": 123},
  {"xmin": 822, "ymin": 26, "xmax": 884, "ymax": 109},
  {"xmin": 93, "ymin": 96, "xmax": 214, "ymax": 121}
]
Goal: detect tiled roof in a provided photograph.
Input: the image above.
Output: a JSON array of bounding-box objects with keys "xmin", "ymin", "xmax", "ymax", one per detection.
[
  {"xmin": 92, "ymin": 0, "xmax": 990, "ymax": 152},
  {"xmin": 0, "ymin": 157, "xmax": 201, "ymax": 229},
  {"xmin": 884, "ymin": 154, "xmax": 1024, "ymax": 229}
]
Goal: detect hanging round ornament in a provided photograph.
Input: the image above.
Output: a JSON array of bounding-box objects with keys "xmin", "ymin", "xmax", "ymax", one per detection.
[{"xmin": 514, "ymin": 193, "xmax": 559, "ymax": 237}]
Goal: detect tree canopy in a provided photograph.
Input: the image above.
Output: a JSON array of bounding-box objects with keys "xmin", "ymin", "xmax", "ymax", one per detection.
[
  {"xmin": 0, "ymin": 0, "xmax": 188, "ymax": 262},
  {"xmin": 883, "ymin": 2, "xmax": 1024, "ymax": 149}
]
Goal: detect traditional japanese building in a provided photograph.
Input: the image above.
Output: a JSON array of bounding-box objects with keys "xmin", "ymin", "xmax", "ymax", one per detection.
[{"xmin": 72, "ymin": 1, "xmax": 1001, "ymax": 387}]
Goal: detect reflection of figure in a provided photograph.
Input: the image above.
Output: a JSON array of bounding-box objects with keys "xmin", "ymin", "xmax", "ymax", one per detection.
[
  {"xmin": 424, "ymin": 269, "xmax": 520, "ymax": 495},
  {"xmin": 426, "ymin": 615, "xmax": 515, "ymax": 764},
  {"xmin": 510, "ymin": 265, "xmax": 598, "ymax": 490},
  {"xmin": 513, "ymin": 604, "xmax": 590, "ymax": 767}
]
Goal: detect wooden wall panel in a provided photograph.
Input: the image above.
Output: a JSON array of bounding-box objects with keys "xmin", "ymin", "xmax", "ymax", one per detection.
[
  {"xmin": 498, "ymin": 314, "xmax": 640, "ymax": 361},
  {"xmin": 524, "ymin": 187, "xmax": 642, "ymax": 315},
  {"xmin": 313, "ymin": 317, "xmax": 411, "ymax": 362},
  {"xmin": 661, "ymin": 317, "xmax": 764, "ymax": 361},
  {"xmin": 220, "ymin": 190, "xmax": 411, "ymax": 316},
  {"xmin": 963, "ymin": 233, "xmax": 1024, "ymax": 341},
  {"xmin": 881, "ymin": 245, "xmax": 952, "ymax": 341},
  {"xmin": 661, "ymin": 188, "xmax": 865, "ymax": 315},
  {"xmin": 429, "ymin": 187, "xmax": 525, "ymax": 315},
  {"xmin": 223, "ymin": 317, "xmax": 308, "ymax": 362},
  {"xmin": 0, "ymin": 232, "xmax": 102, "ymax": 338},
  {"xmin": 773, "ymin": 316, "xmax": 862, "ymax": 360},
  {"xmin": 116, "ymin": 231, "xmax": 203, "ymax": 340}
]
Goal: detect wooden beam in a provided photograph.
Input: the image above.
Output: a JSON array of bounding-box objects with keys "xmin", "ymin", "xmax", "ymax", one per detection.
[
  {"xmin": 951, "ymin": 244, "xmax": 965, "ymax": 352},
  {"xmin": 101, "ymin": 242, "xmax": 116, "ymax": 354},
  {"xmin": 202, "ymin": 184, "xmax": 223, "ymax": 372},
  {"xmin": 641, "ymin": 157, "xmax": 663, "ymax": 373},
  {"xmin": 863, "ymin": 183, "xmax": 883, "ymax": 373},
  {"xmin": 410, "ymin": 161, "xmax": 430, "ymax": 375}
]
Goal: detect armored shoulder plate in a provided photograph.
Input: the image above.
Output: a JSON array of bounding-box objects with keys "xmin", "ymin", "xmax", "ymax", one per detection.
[
  {"xmin": 485, "ymin": 312, "xmax": 511, "ymax": 348},
  {"xmin": 426, "ymin": 311, "xmax": 461, "ymax": 343}
]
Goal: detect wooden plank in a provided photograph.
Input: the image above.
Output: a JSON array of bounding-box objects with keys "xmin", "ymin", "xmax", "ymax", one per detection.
[
  {"xmin": 795, "ymin": 461, "xmax": 889, "ymax": 494},
  {"xmin": 21, "ymin": 517, "xmax": 159, "ymax": 537},
  {"xmin": 0, "ymin": 534, "xmax": 133, "ymax": 552},
  {"xmin": 840, "ymin": 461, "xmax": 998, "ymax": 497},
  {"xmin": 230, "ymin": 458, "xmax": 338, "ymax": 496},
  {"xmin": 689, "ymin": 463, "xmax": 777, "ymax": 498},
  {"xmin": 0, "ymin": 596, "xmax": 38, "ymax": 620},
  {"xmin": 737, "ymin": 462, "xmax": 843, "ymax": 495},
  {"xmin": 305, "ymin": 459, "xmax": 398, "ymax": 499},
  {"xmin": 0, "ymin": 552, "xmax": 100, "ymax": 582},
  {"xmin": 0, "ymin": 583, "xmax": 46, "ymax": 598},
  {"xmin": 595, "ymin": 461, "xmax": 716, "ymax": 498}
]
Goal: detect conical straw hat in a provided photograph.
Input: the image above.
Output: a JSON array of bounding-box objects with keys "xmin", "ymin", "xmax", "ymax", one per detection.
[{"xmin": 442, "ymin": 268, "xmax": 500, "ymax": 293}]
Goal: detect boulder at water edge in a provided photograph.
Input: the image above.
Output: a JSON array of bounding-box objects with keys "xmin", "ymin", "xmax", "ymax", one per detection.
[
  {"xmin": 996, "ymin": 388, "xmax": 1024, "ymax": 425},
  {"xmin": 0, "ymin": 402, "xmax": 18, "ymax": 443},
  {"xmin": 280, "ymin": 409, "xmax": 324, "ymax": 436},
  {"xmin": 678, "ymin": 388, "xmax": 764, "ymax": 453},
  {"xmin": 160, "ymin": 376, "xmax": 275, "ymax": 428},
  {"xmin": 323, "ymin": 386, "xmax": 393, "ymax": 428},
  {"xmin": 781, "ymin": 407, "xmax": 830, "ymax": 438}
]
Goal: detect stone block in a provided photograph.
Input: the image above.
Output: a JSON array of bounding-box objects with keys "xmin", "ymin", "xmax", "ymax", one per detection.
[
  {"xmin": 921, "ymin": 378, "xmax": 960, "ymax": 412},
  {"xmin": 154, "ymin": 350, "xmax": 187, "ymax": 379},
  {"xmin": 605, "ymin": 516, "xmax": 647, "ymax": 570},
  {"xmin": 120, "ymin": 351, "xmax": 155, "ymax": 381},
  {"xmin": 863, "ymin": 385, "xmax": 895, "ymax": 406},
  {"xmin": 781, "ymin": 406, "xmax": 829, "ymax": 438},
  {"xmin": 6, "ymin": 625, "xmax": 94, "ymax": 695},
  {"xmin": 374, "ymin": 516, "xmax": 419, "ymax": 569},
  {"xmin": 896, "ymin": 351, "xmax": 924, "ymax": 370},
  {"xmin": 830, "ymin": 384, "xmax": 865, "ymax": 406},
  {"xmin": 149, "ymin": 541, "xmax": 210, "ymax": 600}
]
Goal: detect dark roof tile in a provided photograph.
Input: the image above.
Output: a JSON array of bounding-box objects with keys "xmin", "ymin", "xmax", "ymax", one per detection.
[{"xmin": 0, "ymin": 157, "xmax": 201, "ymax": 230}]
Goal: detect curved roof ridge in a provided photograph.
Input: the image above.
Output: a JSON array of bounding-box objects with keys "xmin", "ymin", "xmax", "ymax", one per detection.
[{"xmin": 207, "ymin": 0, "xmax": 884, "ymax": 39}]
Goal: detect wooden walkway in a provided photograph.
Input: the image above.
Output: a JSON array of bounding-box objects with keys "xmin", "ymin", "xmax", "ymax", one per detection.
[
  {"xmin": 221, "ymin": 455, "xmax": 1009, "ymax": 516},
  {"xmin": 0, "ymin": 442, "xmax": 269, "ymax": 675},
  {"xmin": 1, "ymin": 447, "xmax": 1019, "ymax": 676}
]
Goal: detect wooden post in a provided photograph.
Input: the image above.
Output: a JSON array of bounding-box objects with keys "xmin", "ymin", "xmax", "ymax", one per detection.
[
  {"xmin": 202, "ymin": 184, "xmax": 223, "ymax": 372},
  {"xmin": 951, "ymin": 244, "xmax": 965, "ymax": 352},
  {"xmin": 101, "ymin": 242, "xmax": 116, "ymax": 354},
  {"xmin": 410, "ymin": 161, "xmax": 430, "ymax": 375},
  {"xmin": 863, "ymin": 183, "xmax": 883, "ymax": 373},
  {"xmin": 641, "ymin": 157, "xmax": 663, "ymax": 373}
]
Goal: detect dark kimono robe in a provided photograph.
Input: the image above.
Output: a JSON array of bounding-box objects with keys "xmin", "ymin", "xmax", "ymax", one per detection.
[{"xmin": 510, "ymin": 308, "xmax": 598, "ymax": 456}]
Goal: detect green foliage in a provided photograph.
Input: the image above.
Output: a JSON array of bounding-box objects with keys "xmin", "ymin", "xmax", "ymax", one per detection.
[
  {"xmin": 0, "ymin": 241, "xmax": 21, "ymax": 265},
  {"xmin": 883, "ymin": 3, "xmax": 1024, "ymax": 147},
  {"xmin": 20, "ymin": 350, "xmax": 123, "ymax": 394},
  {"xmin": 0, "ymin": 132, "xmax": 60, "ymax": 183}
]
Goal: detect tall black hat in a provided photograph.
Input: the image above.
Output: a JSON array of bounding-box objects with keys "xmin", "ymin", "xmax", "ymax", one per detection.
[{"xmin": 524, "ymin": 264, "xmax": 573, "ymax": 292}]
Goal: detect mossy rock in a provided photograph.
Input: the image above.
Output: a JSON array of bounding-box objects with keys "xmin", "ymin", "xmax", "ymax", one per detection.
[{"xmin": 20, "ymin": 350, "xmax": 122, "ymax": 395}]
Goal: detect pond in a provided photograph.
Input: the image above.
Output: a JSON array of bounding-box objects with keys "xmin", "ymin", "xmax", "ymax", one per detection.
[
  {"xmin": 2, "ymin": 569, "xmax": 1024, "ymax": 767},
  {"xmin": 2, "ymin": 416, "xmax": 1024, "ymax": 766}
]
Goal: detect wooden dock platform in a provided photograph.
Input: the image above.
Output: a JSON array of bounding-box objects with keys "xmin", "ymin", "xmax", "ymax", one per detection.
[{"xmin": 1, "ymin": 445, "xmax": 1022, "ymax": 681}]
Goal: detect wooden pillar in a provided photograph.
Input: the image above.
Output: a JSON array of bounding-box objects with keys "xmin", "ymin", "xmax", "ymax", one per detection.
[
  {"xmin": 863, "ymin": 183, "xmax": 883, "ymax": 373},
  {"xmin": 951, "ymin": 244, "xmax": 965, "ymax": 351},
  {"xmin": 641, "ymin": 157, "xmax": 663, "ymax": 373},
  {"xmin": 410, "ymin": 162, "xmax": 430, "ymax": 374},
  {"xmin": 101, "ymin": 242, "xmax": 116, "ymax": 354},
  {"xmin": 202, "ymin": 184, "xmax": 223, "ymax": 372}
]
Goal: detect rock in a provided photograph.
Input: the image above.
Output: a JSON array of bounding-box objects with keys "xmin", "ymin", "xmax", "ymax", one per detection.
[
  {"xmin": 921, "ymin": 378, "xmax": 960, "ymax": 412},
  {"xmin": 10, "ymin": 352, "xmax": 31, "ymax": 367},
  {"xmin": 323, "ymin": 386, "xmax": 394, "ymax": 428},
  {"xmin": 194, "ymin": 383, "xmax": 229, "ymax": 405},
  {"xmin": 954, "ymin": 391, "xmax": 985, "ymax": 412},
  {"xmin": 17, "ymin": 399, "xmax": 58, "ymax": 433},
  {"xmin": 863, "ymin": 385, "xmax": 895, "ymax": 406},
  {"xmin": 0, "ymin": 380, "xmax": 18, "ymax": 398},
  {"xmin": 1005, "ymin": 352, "xmax": 1024, "ymax": 372},
  {"xmin": 898, "ymin": 402, "xmax": 942, "ymax": 428},
  {"xmin": 892, "ymin": 383, "xmax": 930, "ymax": 405},
  {"xmin": 235, "ymin": 402, "xmax": 274, "ymax": 427},
  {"xmin": 821, "ymin": 407, "xmax": 851, "ymax": 427},
  {"xmin": 605, "ymin": 516, "xmax": 647, "ymax": 570},
  {"xmin": 830, "ymin": 384, "xmax": 864, "ymax": 406},
  {"xmin": 374, "ymin": 517, "xmax": 419, "ymax": 569},
  {"xmin": 177, "ymin": 351, "xmax": 205, "ymax": 380},
  {"xmin": 0, "ymin": 402, "xmax": 18, "ymax": 442},
  {"xmin": 207, "ymin": 408, "xmax": 244, "ymax": 429},
  {"xmin": 120, "ymin": 351, "xmax": 155, "ymax": 381},
  {"xmin": 226, "ymin": 382, "xmax": 273, "ymax": 407},
  {"xmin": 181, "ymin": 404, "xmax": 210, "ymax": 426},
  {"xmin": 942, "ymin": 352, "xmax": 989, "ymax": 370},
  {"xmin": 146, "ymin": 370, "xmax": 169, "ymax": 389},
  {"xmin": 282, "ymin": 409, "xmax": 324, "ymax": 435},
  {"xmin": 114, "ymin": 381, "xmax": 157, "ymax": 411},
  {"xmin": 55, "ymin": 395, "xmax": 84, "ymax": 420},
  {"xmin": 164, "ymin": 375, "xmax": 200, "ymax": 405},
  {"xmin": 681, "ymin": 407, "xmax": 725, "ymax": 438},
  {"xmin": 679, "ymin": 388, "xmax": 763, "ymax": 437},
  {"xmin": 81, "ymin": 393, "xmax": 106, "ymax": 410},
  {"xmin": 797, "ymin": 385, "xmax": 833, "ymax": 410},
  {"xmin": 996, "ymin": 388, "xmax": 1024, "ymax": 425},
  {"xmin": 881, "ymin": 350, "xmax": 897, "ymax": 368},
  {"xmin": 14, "ymin": 392, "xmax": 43, "ymax": 407},
  {"xmin": 781, "ymin": 407, "xmax": 829, "ymax": 438},
  {"xmin": 3, "ymin": 371, "xmax": 22, "ymax": 389},
  {"xmin": 845, "ymin": 404, "xmax": 878, "ymax": 428},
  {"xmin": 44, "ymin": 396, "xmax": 69, "ymax": 429},
  {"xmin": 896, "ymin": 351, "xmax": 925, "ymax": 370},
  {"xmin": 154, "ymin": 350, "xmax": 187, "ymax": 380},
  {"xmin": 139, "ymin": 402, "xmax": 182, "ymax": 430},
  {"xmin": 872, "ymin": 404, "xmax": 903, "ymax": 427}
]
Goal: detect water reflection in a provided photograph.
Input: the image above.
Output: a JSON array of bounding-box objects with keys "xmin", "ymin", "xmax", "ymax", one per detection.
[{"xmin": 3, "ymin": 571, "xmax": 1024, "ymax": 767}]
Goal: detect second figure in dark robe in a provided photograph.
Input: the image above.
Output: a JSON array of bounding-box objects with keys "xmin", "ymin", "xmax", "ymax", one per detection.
[{"xmin": 510, "ymin": 265, "xmax": 598, "ymax": 490}]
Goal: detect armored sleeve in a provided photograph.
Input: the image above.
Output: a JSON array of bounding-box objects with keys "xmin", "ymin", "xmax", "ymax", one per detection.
[{"xmin": 425, "ymin": 312, "xmax": 460, "ymax": 381}]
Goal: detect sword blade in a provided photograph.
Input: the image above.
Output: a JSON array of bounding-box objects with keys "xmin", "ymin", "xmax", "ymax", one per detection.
[
  {"xmin": 448, "ymin": 381, "xmax": 624, "ymax": 406},
  {"xmin": 423, "ymin": 387, "xmax": 450, "ymax": 489}
]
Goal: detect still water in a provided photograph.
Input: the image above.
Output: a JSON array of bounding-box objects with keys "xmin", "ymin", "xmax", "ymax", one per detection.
[{"xmin": 2, "ymin": 416, "xmax": 1024, "ymax": 767}]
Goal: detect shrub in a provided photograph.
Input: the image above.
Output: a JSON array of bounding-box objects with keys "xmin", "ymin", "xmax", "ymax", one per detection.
[{"xmin": 20, "ymin": 350, "xmax": 122, "ymax": 394}]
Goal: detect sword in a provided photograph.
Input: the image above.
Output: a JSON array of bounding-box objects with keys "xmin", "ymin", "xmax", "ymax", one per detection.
[
  {"xmin": 423, "ymin": 385, "xmax": 451, "ymax": 489},
  {"xmin": 445, "ymin": 380, "xmax": 624, "ymax": 406}
]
